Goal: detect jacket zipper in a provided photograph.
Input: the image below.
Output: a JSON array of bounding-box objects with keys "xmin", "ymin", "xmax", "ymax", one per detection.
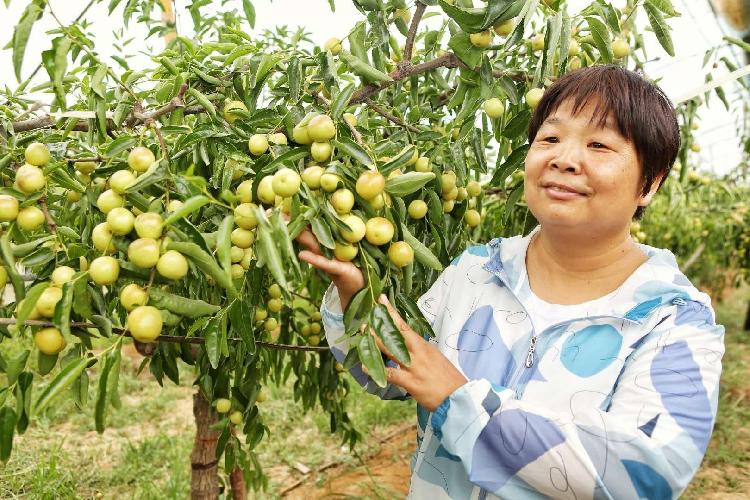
[{"xmin": 525, "ymin": 335, "xmax": 538, "ymax": 367}]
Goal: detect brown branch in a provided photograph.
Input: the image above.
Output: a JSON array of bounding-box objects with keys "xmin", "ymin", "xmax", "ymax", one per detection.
[
  {"xmin": 11, "ymin": 85, "xmax": 190, "ymax": 134},
  {"xmin": 39, "ymin": 197, "xmax": 57, "ymax": 236},
  {"xmin": 350, "ymin": 53, "xmax": 460, "ymax": 104},
  {"xmin": 0, "ymin": 318, "xmax": 328, "ymax": 352},
  {"xmin": 402, "ymin": 2, "xmax": 427, "ymax": 64},
  {"xmin": 66, "ymin": 156, "xmax": 104, "ymax": 163},
  {"xmin": 364, "ymin": 97, "xmax": 419, "ymax": 133},
  {"xmin": 351, "ymin": 52, "xmax": 524, "ymax": 104}
]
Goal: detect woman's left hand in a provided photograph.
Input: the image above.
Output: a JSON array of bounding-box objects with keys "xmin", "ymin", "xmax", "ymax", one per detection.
[{"xmin": 370, "ymin": 294, "xmax": 468, "ymax": 412}]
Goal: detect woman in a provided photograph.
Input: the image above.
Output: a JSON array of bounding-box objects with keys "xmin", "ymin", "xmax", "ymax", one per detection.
[{"xmin": 297, "ymin": 65, "xmax": 725, "ymax": 499}]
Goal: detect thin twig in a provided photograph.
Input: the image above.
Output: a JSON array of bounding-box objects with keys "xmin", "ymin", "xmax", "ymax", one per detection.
[
  {"xmin": 0, "ymin": 318, "xmax": 328, "ymax": 352},
  {"xmin": 38, "ymin": 197, "xmax": 57, "ymax": 236},
  {"xmin": 48, "ymin": 6, "xmax": 137, "ymax": 100},
  {"xmin": 11, "ymin": 88, "xmax": 192, "ymax": 133},
  {"xmin": 402, "ymin": 2, "xmax": 427, "ymax": 64},
  {"xmin": 364, "ymin": 98, "xmax": 419, "ymax": 133},
  {"xmin": 25, "ymin": 0, "xmax": 98, "ymax": 83},
  {"xmin": 66, "ymin": 156, "xmax": 104, "ymax": 163}
]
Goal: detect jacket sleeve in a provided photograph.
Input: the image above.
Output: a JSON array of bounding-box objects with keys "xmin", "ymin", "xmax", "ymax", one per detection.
[
  {"xmin": 320, "ymin": 261, "xmax": 458, "ymax": 400},
  {"xmin": 430, "ymin": 299, "xmax": 725, "ymax": 499}
]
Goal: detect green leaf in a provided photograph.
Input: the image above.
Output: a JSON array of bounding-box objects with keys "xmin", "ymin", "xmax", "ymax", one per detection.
[
  {"xmin": 253, "ymin": 210, "xmax": 288, "ymax": 290},
  {"xmin": 163, "ymin": 195, "xmax": 210, "ymax": 226},
  {"xmin": 106, "ymin": 136, "xmax": 137, "ymax": 157},
  {"xmin": 491, "ymin": 144, "xmax": 529, "ymax": 186},
  {"xmin": 501, "ymin": 109, "xmax": 531, "ymax": 139},
  {"xmin": 371, "ymin": 305, "xmax": 411, "ymax": 367},
  {"xmin": 438, "ymin": 0, "xmax": 486, "ymax": 31},
  {"xmin": 216, "ymin": 214, "xmax": 234, "ymax": 281},
  {"xmin": 204, "ymin": 319, "xmax": 221, "ymax": 369},
  {"xmin": 35, "ymin": 357, "xmax": 91, "ymax": 414},
  {"xmin": 107, "ymin": 349, "xmax": 122, "ymax": 409},
  {"xmin": 91, "ymin": 63, "xmax": 108, "ymax": 99},
  {"xmin": 0, "ymin": 234, "xmax": 24, "ymax": 301},
  {"xmin": 332, "ymin": 138, "xmax": 374, "ymax": 167},
  {"xmin": 53, "ymin": 281, "xmax": 75, "ymax": 337},
  {"xmin": 91, "ymin": 315, "xmax": 113, "ymax": 338},
  {"xmin": 541, "ymin": 11, "xmax": 563, "ymax": 81},
  {"xmin": 37, "ymin": 351, "xmax": 58, "ymax": 376},
  {"xmin": 72, "ymin": 277, "xmax": 94, "ymax": 320},
  {"xmin": 356, "ymin": 334, "xmax": 387, "ymax": 388},
  {"xmin": 16, "ymin": 282, "xmax": 49, "ymax": 330},
  {"xmin": 586, "ymin": 16, "xmax": 613, "ymax": 62},
  {"xmin": 14, "ymin": 372, "xmax": 32, "ymax": 433},
  {"xmin": 385, "ymin": 172, "xmax": 436, "ymax": 197},
  {"xmin": 5, "ymin": 351, "xmax": 29, "ymax": 386},
  {"xmin": 256, "ymin": 53, "xmax": 283, "ymax": 83},
  {"xmin": 401, "ymin": 225, "xmax": 443, "ymax": 271},
  {"xmin": 271, "ymin": 210, "xmax": 301, "ymax": 281},
  {"xmin": 643, "ymin": 3, "xmax": 675, "ymax": 56},
  {"xmin": 310, "ymin": 216, "xmax": 335, "ymax": 250},
  {"xmin": 471, "ymin": 127, "xmax": 487, "ymax": 173},
  {"xmin": 645, "ymin": 0, "xmax": 679, "ymax": 17},
  {"xmin": 448, "ymin": 32, "xmax": 482, "ymax": 69},
  {"xmin": 331, "ymin": 83, "xmax": 356, "ymax": 119},
  {"xmin": 12, "ymin": 2, "xmax": 44, "ymax": 81},
  {"xmin": 381, "ymin": 145, "xmax": 418, "ymax": 175},
  {"xmin": 0, "ymin": 406, "xmax": 17, "ymax": 461},
  {"xmin": 344, "ymin": 287, "xmax": 374, "ymax": 335},
  {"xmin": 95, "ymin": 351, "xmax": 115, "ymax": 433},
  {"xmin": 148, "ymin": 288, "xmax": 220, "ymax": 318},
  {"xmin": 242, "ymin": 0, "xmax": 256, "ymax": 27}
]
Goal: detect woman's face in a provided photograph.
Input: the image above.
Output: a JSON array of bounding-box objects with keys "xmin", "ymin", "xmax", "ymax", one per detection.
[{"xmin": 524, "ymin": 98, "xmax": 660, "ymax": 236}]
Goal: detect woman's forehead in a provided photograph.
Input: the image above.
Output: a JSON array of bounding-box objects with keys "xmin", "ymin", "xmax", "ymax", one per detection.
[{"xmin": 543, "ymin": 99, "xmax": 619, "ymax": 132}]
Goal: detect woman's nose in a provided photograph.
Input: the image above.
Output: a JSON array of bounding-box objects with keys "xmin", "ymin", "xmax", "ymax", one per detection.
[{"xmin": 550, "ymin": 144, "xmax": 583, "ymax": 173}]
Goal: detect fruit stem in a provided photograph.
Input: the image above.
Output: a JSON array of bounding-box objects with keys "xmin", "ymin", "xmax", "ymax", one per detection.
[
  {"xmin": 39, "ymin": 197, "xmax": 57, "ymax": 236},
  {"xmin": 364, "ymin": 97, "xmax": 420, "ymax": 133}
]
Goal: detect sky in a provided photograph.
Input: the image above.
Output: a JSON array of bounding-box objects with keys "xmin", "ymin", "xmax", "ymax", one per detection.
[{"xmin": 0, "ymin": 0, "xmax": 746, "ymax": 175}]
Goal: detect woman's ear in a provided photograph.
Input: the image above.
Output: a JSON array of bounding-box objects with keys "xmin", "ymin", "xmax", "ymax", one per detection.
[{"xmin": 638, "ymin": 173, "xmax": 665, "ymax": 207}]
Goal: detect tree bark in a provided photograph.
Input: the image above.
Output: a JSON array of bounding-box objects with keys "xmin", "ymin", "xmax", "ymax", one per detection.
[
  {"xmin": 190, "ymin": 391, "xmax": 221, "ymax": 499},
  {"xmin": 230, "ymin": 466, "xmax": 247, "ymax": 500}
]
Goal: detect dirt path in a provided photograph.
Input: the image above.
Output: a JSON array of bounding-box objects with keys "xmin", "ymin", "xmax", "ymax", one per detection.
[{"xmin": 281, "ymin": 424, "xmax": 416, "ymax": 499}]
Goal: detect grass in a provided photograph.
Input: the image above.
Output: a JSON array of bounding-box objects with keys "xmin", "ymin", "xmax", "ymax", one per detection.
[
  {"xmin": 0, "ymin": 286, "xmax": 747, "ymax": 498},
  {"xmin": 683, "ymin": 284, "xmax": 750, "ymax": 498},
  {"xmin": 0, "ymin": 340, "xmax": 415, "ymax": 499}
]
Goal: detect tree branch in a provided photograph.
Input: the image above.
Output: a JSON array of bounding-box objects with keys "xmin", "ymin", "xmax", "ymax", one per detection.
[
  {"xmin": 402, "ymin": 2, "xmax": 427, "ymax": 64},
  {"xmin": 364, "ymin": 97, "xmax": 419, "ymax": 133},
  {"xmin": 11, "ymin": 87, "xmax": 192, "ymax": 134},
  {"xmin": 39, "ymin": 197, "xmax": 58, "ymax": 236},
  {"xmin": 0, "ymin": 318, "xmax": 328, "ymax": 352}
]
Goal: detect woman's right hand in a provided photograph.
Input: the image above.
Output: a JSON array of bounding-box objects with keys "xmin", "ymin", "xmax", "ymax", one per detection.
[{"xmin": 296, "ymin": 228, "xmax": 365, "ymax": 311}]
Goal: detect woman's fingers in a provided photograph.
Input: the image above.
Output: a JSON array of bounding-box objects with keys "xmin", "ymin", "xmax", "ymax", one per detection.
[
  {"xmin": 298, "ymin": 249, "xmax": 338, "ymax": 273},
  {"xmin": 296, "ymin": 228, "xmax": 322, "ymax": 255},
  {"xmin": 378, "ymin": 294, "xmax": 420, "ymax": 350},
  {"xmin": 369, "ymin": 327, "xmax": 403, "ymax": 367}
]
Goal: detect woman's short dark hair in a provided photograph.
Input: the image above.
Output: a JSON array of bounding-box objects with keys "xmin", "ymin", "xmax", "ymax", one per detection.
[{"xmin": 527, "ymin": 64, "xmax": 680, "ymax": 220}]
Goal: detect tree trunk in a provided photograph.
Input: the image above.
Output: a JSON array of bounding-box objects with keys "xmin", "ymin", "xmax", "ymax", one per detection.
[
  {"xmin": 190, "ymin": 391, "xmax": 221, "ymax": 499},
  {"xmin": 230, "ymin": 466, "xmax": 247, "ymax": 500}
]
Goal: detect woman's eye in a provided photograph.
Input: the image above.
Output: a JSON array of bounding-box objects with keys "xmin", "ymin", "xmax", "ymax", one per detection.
[
  {"xmin": 542, "ymin": 136, "xmax": 558, "ymax": 143},
  {"xmin": 590, "ymin": 142, "xmax": 607, "ymax": 149}
]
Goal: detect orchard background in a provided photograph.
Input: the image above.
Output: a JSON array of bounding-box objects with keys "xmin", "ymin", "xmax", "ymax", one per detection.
[{"xmin": 0, "ymin": 0, "xmax": 748, "ymax": 498}]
